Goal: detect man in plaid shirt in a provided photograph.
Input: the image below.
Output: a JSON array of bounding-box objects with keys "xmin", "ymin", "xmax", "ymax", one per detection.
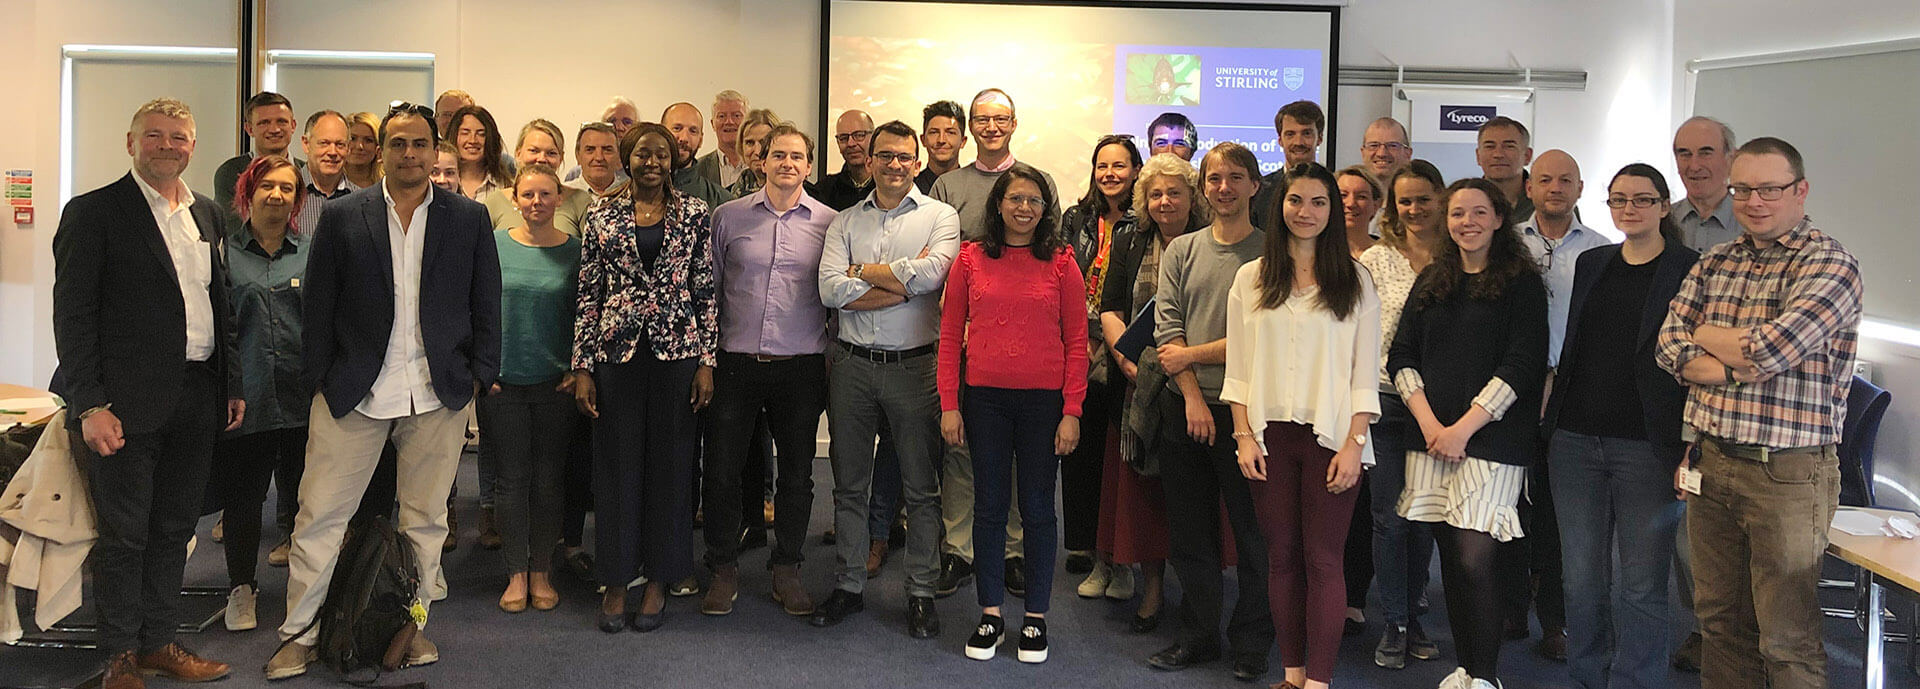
[{"xmin": 1655, "ymin": 136, "xmax": 1862, "ymax": 689}]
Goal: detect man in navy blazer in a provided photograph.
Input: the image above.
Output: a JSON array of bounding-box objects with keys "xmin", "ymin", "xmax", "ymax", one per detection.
[
  {"xmin": 52, "ymin": 97, "xmax": 242, "ymax": 688},
  {"xmin": 269, "ymin": 104, "xmax": 500, "ymax": 680}
]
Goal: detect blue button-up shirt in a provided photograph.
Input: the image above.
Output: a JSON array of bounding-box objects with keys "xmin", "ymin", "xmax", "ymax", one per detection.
[
  {"xmin": 226, "ymin": 228, "xmax": 310, "ymax": 435},
  {"xmin": 1673, "ymin": 194, "xmax": 1740, "ymax": 254},
  {"xmin": 711, "ymin": 188, "xmax": 835, "ymax": 356},
  {"xmin": 819, "ymin": 187, "xmax": 962, "ymax": 350},
  {"xmin": 1520, "ymin": 213, "xmax": 1616, "ymax": 366}
]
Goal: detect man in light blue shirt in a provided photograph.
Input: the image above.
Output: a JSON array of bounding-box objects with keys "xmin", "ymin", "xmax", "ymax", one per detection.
[
  {"xmin": 1520, "ymin": 150, "xmax": 1616, "ymax": 367},
  {"xmin": 1672, "ymin": 116, "xmax": 1741, "ymax": 253},
  {"xmin": 813, "ymin": 120, "xmax": 960, "ymax": 637},
  {"xmin": 1514, "ymin": 148, "xmax": 1612, "ymax": 661}
]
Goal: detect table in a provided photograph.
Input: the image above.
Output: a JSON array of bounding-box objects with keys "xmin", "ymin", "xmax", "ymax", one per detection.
[
  {"xmin": 1829, "ymin": 507, "xmax": 1920, "ymax": 689},
  {"xmin": 0, "ymin": 383, "xmax": 60, "ymax": 428}
]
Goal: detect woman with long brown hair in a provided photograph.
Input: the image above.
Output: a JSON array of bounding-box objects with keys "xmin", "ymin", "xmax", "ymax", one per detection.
[{"xmin": 1224, "ymin": 163, "xmax": 1379, "ymax": 689}]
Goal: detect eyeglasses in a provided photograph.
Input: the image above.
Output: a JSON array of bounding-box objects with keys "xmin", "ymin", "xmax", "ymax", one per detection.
[
  {"xmin": 1003, "ymin": 194, "xmax": 1046, "ymax": 209},
  {"xmin": 871, "ymin": 151, "xmax": 917, "ymax": 165},
  {"xmin": 1362, "ymin": 142, "xmax": 1409, "ymax": 153},
  {"xmin": 386, "ymin": 100, "xmax": 435, "ymax": 120},
  {"xmin": 970, "ymin": 115, "xmax": 1013, "ymax": 128},
  {"xmin": 1605, "ymin": 196, "xmax": 1664, "ymax": 209},
  {"xmin": 1728, "ymin": 178, "xmax": 1802, "ymax": 201},
  {"xmin": 834, "ymin": 130, "xmax": 872, "ymax": 144}
]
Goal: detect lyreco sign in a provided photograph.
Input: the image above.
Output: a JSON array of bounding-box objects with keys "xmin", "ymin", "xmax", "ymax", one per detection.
[{"xmin": 1439, "ymin": 105, "xmax": 1497, "ymax": 131}]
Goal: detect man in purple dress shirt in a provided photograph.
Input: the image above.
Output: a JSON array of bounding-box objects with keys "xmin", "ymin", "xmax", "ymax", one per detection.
[{"xmin": 700, "ymin": 124, "xmax": 837, "ymax": 617}]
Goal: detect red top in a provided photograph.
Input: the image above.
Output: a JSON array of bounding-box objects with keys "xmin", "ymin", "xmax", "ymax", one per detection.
[{"xmin": 938, "ymin": 241, "xmax": 1090, "ymax": 416}]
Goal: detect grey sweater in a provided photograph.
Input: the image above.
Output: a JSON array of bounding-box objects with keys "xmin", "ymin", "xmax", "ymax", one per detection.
[
  {"xmin": 1154, "ymin": 226, "xmax": 1264, "ymax": 402},
  {"xmin": 928, "ymin": 163, "xmax": 1061, "ymax": 241}
]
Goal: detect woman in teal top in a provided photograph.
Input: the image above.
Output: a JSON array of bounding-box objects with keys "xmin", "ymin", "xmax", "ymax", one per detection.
[{"xmin": 479, "ymin": 162, "xmax": 582, "ymax": 613}]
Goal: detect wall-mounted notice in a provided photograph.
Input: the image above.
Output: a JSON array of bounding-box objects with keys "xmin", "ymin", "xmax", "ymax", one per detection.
[{"xmin": 6, "ymin": 169, "xmax": 31, "ymax": 226}]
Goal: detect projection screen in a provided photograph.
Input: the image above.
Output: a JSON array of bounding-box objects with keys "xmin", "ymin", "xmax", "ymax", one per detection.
[{"xmin": 822, "ymin": 0, "xmax": 1340, "ymax": 189}]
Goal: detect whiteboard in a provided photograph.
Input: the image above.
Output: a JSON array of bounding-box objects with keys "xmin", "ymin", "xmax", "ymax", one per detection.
[
  {"xmin": 62, "ymin": 46, "xmax": 239, "ymax": 205},
  {"xmin": 1691, "ymin": 39, "xmax": 1920, "ymax": 325},
  {"xmin": 265, "ymin": 50, "xmax": 435, "ymax": 125}
]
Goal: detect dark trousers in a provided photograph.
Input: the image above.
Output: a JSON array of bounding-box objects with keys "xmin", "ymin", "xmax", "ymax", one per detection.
[
  {"xmin": 561, "ymin": 422, "xmax": 593, "ymax": 548},
  {"xmin": 703, "ymin": 353, "xmax": 827, "ymax": 568},
  {"xmin": 1345, "ymin": 473, "xmax": 1373, "ymax": 610},
  {"xmin": 1060, "ymin": 376, "xmax": 1116, "ymax": 553},
  {"xmin": 78, "ymin": 362, "xmax": 219, "ymax": 655},
  {"xmin": 592, "ymin": 355, "xmax": 699, "ymax": 587},
  {"xmin": 212, "ymin": 427, "xmax": 305, "ymax": 588},
  {"xmin": 864, "ymin": 421, "xmax": 903, "ymax": 541},
  {"xmin": 1370, "ymin": 393, "xmax": 1434, "ymax": 626},
  {"xmin": 478, "ymin": 379, "xmax": 578, "ymax": 573},
  {"xmin": 1248, "ymin": 422, "xmax": 1359, "ymax": 683},
  {"xmin": 1158, "ymin": 391, "xmax": 1274, "ymax": 659},
  {"xmin": 1498, "ymin": 436, "xmax": 1566, "ymax": 632},
  {"xmin": 965, "ymin": 386, "xmax": 1063, "ymax": 614}
]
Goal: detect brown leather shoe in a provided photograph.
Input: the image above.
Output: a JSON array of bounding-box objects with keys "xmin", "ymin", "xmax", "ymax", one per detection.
[
  {"xmin": 865, "ymin": 539, "xmax": 888, "ymax": 578},
  {"xmin": 102, "ymin": 651, "xmax": 144, "ymax": 689},
  {"xmin": 702, "ymin": 564, "xmax": 739, "ymax": 615},
  {"xmin": 136, "ymin": 643, "xmax": 231, "ymax": 682},
  {"xmin": 770, "ymin": 564, "xmax": 814, "ymax": 615}
]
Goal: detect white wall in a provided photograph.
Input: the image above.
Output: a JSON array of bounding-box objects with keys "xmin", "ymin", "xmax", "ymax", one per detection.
[
  {"xmin": 265, "ymin": 0, "xmax": 823, "ymax": 169},
  {"xmin": 0, "ymin": 0, "xmax": 240, "ymax": 390},
  {"xmin": 1333, "ymin": 0, "xmax": 1676, "ymax": 231},
  {"xmin": 1673, "ymin": 0, "xmax": 1920, "ymax": 510}
]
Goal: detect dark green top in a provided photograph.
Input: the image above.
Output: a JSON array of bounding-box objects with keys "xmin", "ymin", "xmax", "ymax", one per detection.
[
  {"xmin": 495, "ymin": 230, "xmax": 581, "ymax": 385},
  {"xmin": 226, "ymin": 225, "xmax": 309, "ymax": 435}
]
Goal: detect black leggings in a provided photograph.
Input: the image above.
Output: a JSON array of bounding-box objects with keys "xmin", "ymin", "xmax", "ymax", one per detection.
[{"xmin": 1436, "ymin": 523, "xmax": 1503, "ymax": 682}]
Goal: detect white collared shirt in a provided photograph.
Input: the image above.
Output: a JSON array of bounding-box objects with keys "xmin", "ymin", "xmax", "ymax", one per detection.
[
  {"xmin": 1220, "ymin": 260, "xmax": 1383, "ymax": 465},
  {"xmin": 719, "ymin": 157, "xmax": 746, "ymax": 188},
  {"xmin": 131, "ymin": 169, "xmax": 215, "ymax": 362},
  {"xmin": 355, "ymin": 181, "xmax": 442, "ymax": 420}
]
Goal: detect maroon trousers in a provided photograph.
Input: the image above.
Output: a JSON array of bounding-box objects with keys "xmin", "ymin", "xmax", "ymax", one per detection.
[{"xmin": 1248, "ymin": 422, "xmax": 1360, "ymax": 683}]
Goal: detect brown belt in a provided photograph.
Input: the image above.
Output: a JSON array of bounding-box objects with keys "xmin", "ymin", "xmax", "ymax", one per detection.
[{"xmin": 1701, "ymin": 435, "xmax": 1830, "ymax": 463}]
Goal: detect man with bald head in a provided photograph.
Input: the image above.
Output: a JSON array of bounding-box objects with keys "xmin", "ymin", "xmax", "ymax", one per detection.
[
  {"xmin": 1672, "ymin": 116, "xmax": 1741, "ymax": 252},
  {"xmin": 1513, "ymin": 148, "xmax": 1612, "ymax": 661},
  {"xmin": 811, "ymin": 109, "xmax": 877, "ymax": 211},
  {"xmin": 696, "ymin": 90, "xmax": 750, "ymax": 189},
  {"xmin": 662, "ymin": 101, "xmax": 734, "ymax": 210}
]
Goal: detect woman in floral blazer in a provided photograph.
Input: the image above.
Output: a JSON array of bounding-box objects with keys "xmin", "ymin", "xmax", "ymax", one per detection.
[{"xmin": 569, "ymin": 122, "xmax": 717, "ymax": 634}]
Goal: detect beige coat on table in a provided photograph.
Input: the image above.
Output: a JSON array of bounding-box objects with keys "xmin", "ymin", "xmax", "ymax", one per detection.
[{"xmin": 0, "ymin": 409, "xmax": 96, "ymax": 642}]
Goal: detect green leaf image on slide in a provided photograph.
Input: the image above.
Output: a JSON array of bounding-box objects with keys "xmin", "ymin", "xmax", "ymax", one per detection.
[{"xmin": 1126, "ymin": 54, "xmax": 1200, "ymax": 106}]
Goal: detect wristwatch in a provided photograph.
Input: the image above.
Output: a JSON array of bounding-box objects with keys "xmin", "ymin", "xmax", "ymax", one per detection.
[
  {"xmin": 1352, "ymin": 433, "xmax": 1368, "ymax": 448},
  {"xmin": 851, "ymin": 264, "xmax": 866, "ymax": 279}
]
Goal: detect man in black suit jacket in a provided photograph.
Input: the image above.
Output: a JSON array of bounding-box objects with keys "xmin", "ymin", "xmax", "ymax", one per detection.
[
  {"xmin": 268, "ymin": 104, "xmax": 500, "ymax": 680},
  {"xmin": 51, "ymin": 98, "xmax": 242, "ymax": 689}
]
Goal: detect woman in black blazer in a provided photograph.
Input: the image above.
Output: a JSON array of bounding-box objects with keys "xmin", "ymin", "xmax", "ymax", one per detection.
[{"xmin": 1541, "ymin": 164, "xmax": 1698, "ymax": 689}]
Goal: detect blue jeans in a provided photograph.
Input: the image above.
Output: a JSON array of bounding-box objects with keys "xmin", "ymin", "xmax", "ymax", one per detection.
[
  {"xmin": 1369, "ymin": 392, "xmax": 1434, "ymax": 626},
  {"xmin": 1548, "ymin": 429, "xmax": 1683, "ymax": 689},
  {"xmin": 964, "ymin": 386, "xmax": 1062, "ymax": 614}
]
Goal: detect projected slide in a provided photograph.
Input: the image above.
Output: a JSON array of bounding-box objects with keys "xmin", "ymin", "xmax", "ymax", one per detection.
[
  {"xmin": 1113, "ymin": 46, "xmax": 1324, "ymax": 174},
  {"xmin": 824, "ymin": 1, "xmax": 1336, "ymax": 191}
]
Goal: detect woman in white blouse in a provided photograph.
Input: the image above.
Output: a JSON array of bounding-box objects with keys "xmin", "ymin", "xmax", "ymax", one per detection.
[
  {"xmin": 1354, "ymin": 159, "xmax": 1448, "ymax": 669},
  {"xmin": 1222, "ymin": 163, "xmax": 1380, "ymax": 689}
]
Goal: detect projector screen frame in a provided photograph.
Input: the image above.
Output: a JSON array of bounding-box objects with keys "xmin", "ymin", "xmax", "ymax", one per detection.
[{"xmin": 816, "ymin": 0, "xmax": 1343, "ymax": 180}]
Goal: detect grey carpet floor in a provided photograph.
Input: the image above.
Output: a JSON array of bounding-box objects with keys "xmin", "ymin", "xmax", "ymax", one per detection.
[{"xmin": 122, "ymin": 451, "xmax": 1920, "ymax": 688}]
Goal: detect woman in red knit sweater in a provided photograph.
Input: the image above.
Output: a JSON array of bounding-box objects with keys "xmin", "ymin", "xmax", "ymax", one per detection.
[{"xmin": 939, "ymin": 162, "xmax": 1089, "ymax": 664}]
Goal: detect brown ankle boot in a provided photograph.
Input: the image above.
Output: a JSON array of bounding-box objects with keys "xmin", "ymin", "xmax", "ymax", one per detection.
[
  {"xmin": 702, "ymin": 564, "xmax": 739, "ymax": 615},
  {"xmin": 770, "ymin": 564, "xmax": 814, "ymax": 616},
  {"xmin": 135, "ymin": 643, "xmax": 230, "ymax": 682}
]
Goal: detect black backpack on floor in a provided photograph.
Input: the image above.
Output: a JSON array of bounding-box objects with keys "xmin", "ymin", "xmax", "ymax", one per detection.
[{"xmin": 280, "ymin": 514, "xmax": 425, "ymax": 687}]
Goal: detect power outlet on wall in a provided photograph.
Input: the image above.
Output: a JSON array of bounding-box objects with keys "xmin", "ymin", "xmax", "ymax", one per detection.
[{"xmin": 1855, "ymin": 359, "xmax": 1876, "ymax": 383}]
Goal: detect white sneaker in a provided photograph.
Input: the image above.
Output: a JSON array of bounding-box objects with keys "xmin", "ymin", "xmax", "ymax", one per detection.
[
  {"xmin": 1104, "ymin": 564, "xmax": 1136, "ymax": 601},
  {"xmin": 1438, "ymin": 667, "xmax": 1473, "ymax": 689},
  {"xmin": 1075, "ymin": 561, "xmax": 1112, "ymax": 598},
  {"xmin": 1468, "ymin": 679, "xmax": 1503, "ymax": 689},
  {"xmin": 225, "ymin": 584, "xmax": 257, "ymax": 631}
]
